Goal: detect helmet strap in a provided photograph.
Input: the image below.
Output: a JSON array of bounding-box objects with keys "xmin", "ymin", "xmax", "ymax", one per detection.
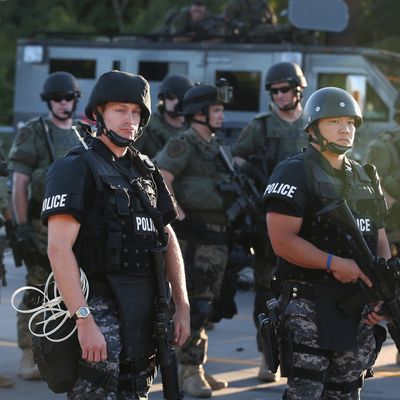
[
  {"xmin": 310, "ymin": 123, "xmax": 352, "ymax": 155},
  {"xmin": 95, "ymin": 112, "xmax": 134, "ymax": 147},
  {"xmin": 191, "ymin": 107, "xmax": 215, "ymax": 131},
  {"xmin": 46, "ymin": 98, "xmax": 78, "ymax": 122}
]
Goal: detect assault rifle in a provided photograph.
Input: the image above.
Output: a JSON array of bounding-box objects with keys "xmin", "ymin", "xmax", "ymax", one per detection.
[
  {"xmin": 218, "ymin": 145, "xmax": 265, "ymax": 229},
  {"xmin": 152, "ymin": 247, "xmax": 182, "ymax": 400},
  {"xmin": 317, "ymin": 199, "xmax": 400, "ymax": 352}
]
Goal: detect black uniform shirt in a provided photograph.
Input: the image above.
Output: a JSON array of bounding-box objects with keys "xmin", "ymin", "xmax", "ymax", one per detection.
[
  {"xmin": 41, "ymin": 139, "xmax": 176, "ymax": 226},
  {"xmin": 264, "ymin": 145, "xmax": 385, "ymax": 228}
]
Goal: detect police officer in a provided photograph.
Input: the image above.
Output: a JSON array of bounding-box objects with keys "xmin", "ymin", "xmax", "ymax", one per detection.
[
  {"xmin": 365, "ymin": 91, "xmax": 400, "ymax": 365},
  {"xmin": 134, "ymin": 74, "xmax": 193, "ymax": 158},
  {"xmin": 264, "ymin": 87, "xmax": 390, "ymax": 399},
  {"xmin": 41, "ymin": 70, "xmax": 190, "ymax": 399},
  {"xmin": 223, "ymin": 0, "xmax": 277, "ymax": 38},
  {"xmin": 232, "ymin": 61, "xmax": 307, "ymax": 382},
  {"xmin": 0, "ymin": 141, "xmax": 14, "ymax": 389},
  {"xmin": 168, "ymin": 0, "xmax": 216, "ymax": 42},
  {"xmin": 8, "ymin": 71, "xmax": 81, "ymax": 380},
  {"xmin": 156, "ymin": 83, "xmax": 231, "ymax": 397}
]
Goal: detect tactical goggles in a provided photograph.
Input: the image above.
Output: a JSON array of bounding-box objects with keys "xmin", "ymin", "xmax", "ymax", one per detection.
[
  {"xmin": 50, "ymin": 93, "xmax": 76, "ymax": 102},
  {"xmin": 216, "ymin": 78, "xmax": 234, "ymax": 104},
  {"xmin": 270, "ymin": 86, "xmax": 293, "ymax": 95}
]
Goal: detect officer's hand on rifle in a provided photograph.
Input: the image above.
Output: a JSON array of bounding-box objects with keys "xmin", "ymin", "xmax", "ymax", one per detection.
[
  {"xmin": 330, "ymin": 255, "xmax": 373, "ymax": 288},
  {"xmin": 363, "ymin": 301, "xmax": 386, "ymax": 326},
  {"xmin": 15, "ymin": 223, "xmax": 37, "ymax": 253}
]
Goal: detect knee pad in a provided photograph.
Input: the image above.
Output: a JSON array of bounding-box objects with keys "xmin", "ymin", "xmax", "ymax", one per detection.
[{"xmin": 190, "ymin": 298, "xmax": 212, "ymax": 330}]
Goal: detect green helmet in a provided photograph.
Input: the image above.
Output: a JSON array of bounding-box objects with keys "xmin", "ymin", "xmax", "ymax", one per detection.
[
  {"xmin": 40, "ymin": 71, "xmax": 81, "ymax": 101},
  {"xmin": 265, "ymin": 62, "xmax": 307, "ymax": 91},
  {"xmin": 158, "ymin": 74, "xmax": 194, "ymax": 101},
  {"xmin": 303, "ymin": 87, "xmax": 363, "ymax": 131},
  {"xmin": 182, "ymin": 80, "xmax": 232, "ymax": 116},
  {"xmin": 182, "ymin": 84, "xmax": 219, "ymax": 116},
  {"xmin": 85, "ymin": 70, "xmax": 151, "ymax": 127}
]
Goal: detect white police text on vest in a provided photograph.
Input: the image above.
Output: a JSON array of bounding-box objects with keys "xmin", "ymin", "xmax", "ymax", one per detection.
[
  {"xmin": 264, "ymin": 182, "xmax": 297, "ymax": 198},
  {"xmin": 135, "ymin": 216, "xmax": 156, "ymax": 234},
  {"xmin": 356, "ymin": 218, "xmax": 371, "ymax": 232},
  {"xmin": 42, "ymin": 194, "xmax": 68, "ymax": 212}
]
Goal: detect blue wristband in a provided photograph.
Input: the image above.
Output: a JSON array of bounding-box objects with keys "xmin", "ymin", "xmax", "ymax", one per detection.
[{"xmin": 326, "ymin": 253, "xmax": 333, "ymax": 272}]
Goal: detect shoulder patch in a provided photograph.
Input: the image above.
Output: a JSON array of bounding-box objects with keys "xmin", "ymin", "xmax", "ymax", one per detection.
[
  {"xmin": 167, "ymin": 139, "xmax": 187, "ymax": 158},
  {"xmin": 15, "ymin": 126, "xmax": 32, "ymax": 146}
]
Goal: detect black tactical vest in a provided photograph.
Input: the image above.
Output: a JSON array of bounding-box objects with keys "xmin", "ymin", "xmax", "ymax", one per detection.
[
  {"xmin": 73, "ymin": 149, "xmax": 160, "ymax": 281},
  {"xmin": 279, "ymin": 150, "xmax": 384, "ymax": 283}
]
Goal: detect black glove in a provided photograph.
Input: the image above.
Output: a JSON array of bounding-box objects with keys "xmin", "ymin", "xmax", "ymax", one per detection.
[{"xmin": 16, "ymin": 223, "xmax": 36, "ymax": 252}]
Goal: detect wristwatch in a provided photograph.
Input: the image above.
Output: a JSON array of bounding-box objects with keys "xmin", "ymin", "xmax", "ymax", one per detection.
[{"xmin": 73, "ymin": 306, "xmax": 91, "ymax": 321}]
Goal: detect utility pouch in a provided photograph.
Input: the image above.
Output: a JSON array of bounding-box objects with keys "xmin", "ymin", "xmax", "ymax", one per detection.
[
  {"xmin": 32, "ymin": 317, "xmax": 80, "ymax": 393},
  {"xmin": 107, "ymin": 274, "xmax": 157, "ymax": 359},
  {"xmin": 258, "ymin": 313, "xmax": 279, "ymax": 373}
]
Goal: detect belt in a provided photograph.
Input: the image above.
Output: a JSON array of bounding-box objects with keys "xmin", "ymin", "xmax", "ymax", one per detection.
[
  {"xmin": 204, "ymin": 223, "xmax": 227, "ymax": 233},
  {"xmin": 90, "ymin": 280, "xmax": 114, "ymax": 298},
  {"xmin": 282, "ymin": 281, "xmax": 315, "ymax": 302}
]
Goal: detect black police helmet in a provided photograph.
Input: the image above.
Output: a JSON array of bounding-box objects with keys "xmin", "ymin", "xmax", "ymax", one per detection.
[
  {"xmin": 182, "ymin": 84, "xmax": 220, "ymax": 115},
  {"xmin": 40, "ymin": 71, "xmax": 81, "ymax": 101},
  {"xmin": 303, "ymin": 87, "xmax": 363, "ymax": 131},
  {"xmin": 85, "ymin": 70, "xmax": 151, "ymax": 127},
  {"xmin": 265, "ymin": 62, "xmax": 307, "ymax": 91},
  {"xmin": 159, "ymin": 74, "xmax": 194, "ymax": 101}
]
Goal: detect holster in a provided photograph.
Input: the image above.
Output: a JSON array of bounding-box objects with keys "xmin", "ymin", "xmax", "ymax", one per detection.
[
  {"xmin": 258, "ymin": 313, "xmax": 279, "ymax": 373},
  {"xmin": 107, "ymin": 274, "xmax": 157, "ymax": 359}
]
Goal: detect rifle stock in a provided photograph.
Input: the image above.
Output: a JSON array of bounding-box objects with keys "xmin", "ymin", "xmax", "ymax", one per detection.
[{"xmin": 317, "ymin": 199, "xmax": 400, "ymax": 352}]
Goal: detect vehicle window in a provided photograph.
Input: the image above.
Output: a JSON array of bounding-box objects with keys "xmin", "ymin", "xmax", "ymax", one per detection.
[
  {"xmin": 318, "ymin": 73, "xmax": 388, "ymax": 121},
  {"xmin": 138, "ymin": 61, "xmax": 188, "ymax": 81},
  {"xmin": 367, "ymin": 55, "xmax": 400, "ymax": 91},
  {"xmin": 216, "ymin": 70, "xmax": 260, "ymax": 112},
  {"xmin": 364, "ymin": 83, "xmax": 388, "ymax": 121},
  {"xmin": 49, "ymin": 58, "xmax": 96, "ymax": 79}
]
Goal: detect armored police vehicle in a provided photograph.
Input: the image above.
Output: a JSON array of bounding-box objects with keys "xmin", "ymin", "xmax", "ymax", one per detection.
[{"xmin": 12, "ymin": 0, "xmax": 400, "ymax": 160}]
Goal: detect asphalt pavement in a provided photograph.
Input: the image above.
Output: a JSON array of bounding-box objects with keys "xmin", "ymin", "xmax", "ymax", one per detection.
[{"xmin": 1, "ymin": 248, "xmax": 400, "ymax": 400}]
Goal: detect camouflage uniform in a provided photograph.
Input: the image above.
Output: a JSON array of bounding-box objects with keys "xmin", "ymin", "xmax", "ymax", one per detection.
[
  {"xmin": 0, "ymin": 141, "xmax": 9, "ymax": 291},
  {"xmin": 281, "ymin": 299, "xmax": 377, "ymax": 400},
  {"xmin": 232, "ymin": 110, "xmax": 306, "ymax": 351},
  {"xmin": 156, "ymin": 127, "xmax": 230, "ymax": 365},
  {"xmin": 134, "ymin": 111, "xmax": 188, "ymax": 159},
  {"xmin": 223, "ymin": 0, "xmax": 277, "ymax": 37},
  {"xmin": 68, "ymin": 297, "xmax": 155, "ymax": 400},
  {"xmin": 365, "ymin": 129, "xmax": 400, "ymax": 248},
  {"xmin": 8, "ymin": 117, "xmax": 79, "ymax": 349},
  {"xmin": 168, "ymin": 6, "xmax": 220, "ymax": 40}
]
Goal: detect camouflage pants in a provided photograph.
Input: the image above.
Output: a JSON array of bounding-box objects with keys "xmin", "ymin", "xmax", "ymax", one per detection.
[
  {"xmin": 176, "ymin": 234, "xmax": 228, "ymax": 365},
  {"xmin": 17, "ymin": 263, "xmax": 50, "ymax": 349},
  {"xmin": 281, "ymin": 298, "xmax": 377, "ymax": 400},
  {"xmin": 18, "ymin": 219, "xmax": 51, "ymax": 348},
  {"xmin": 68, "ymin": 296, "xmax": 155, "ymax": 400}
]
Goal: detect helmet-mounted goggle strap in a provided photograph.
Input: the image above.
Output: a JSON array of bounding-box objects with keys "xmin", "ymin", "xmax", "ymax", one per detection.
[{"xmin": 216, "ymin": 78, "xmax": 234, "ymax": 104}]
